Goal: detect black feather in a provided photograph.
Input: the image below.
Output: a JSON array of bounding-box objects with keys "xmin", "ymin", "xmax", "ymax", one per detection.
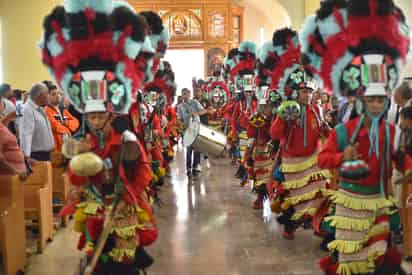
[
  {"xmin": 43, "ymin": 6, "xmax": 66, "ymax": 40},
  {"xmin": 228, "ymin": 48, "xmax": 239, "ymax": 59},
  {"xmin": 139, "ymin": 11, "xmax": 163, "ymax": 35},
  {"xmin": 394, "ymin": 6, "xmax": 406, "ymax": 23},
  {"xmin": 66, "ymin": 13, "xmax": 88, "ymax": 40},
  {"xmin": 112, "ymin": 8, "xmax": 147, "ymax": 42},
  {"xmin": 377, "ymin": 0, "xmax": 395, "ymax": 16},
  {"xmin": 272, "ymin": 28, "xmax": 297, "ymax": 48},
  {"xmin": 92, "ymin": 13, "xmax": 112, "ymax": 34},
  {"xmin": 348, "ymin": 38, "xmax": 401, "ymax": 59},
  {"xmin": 316, "ymin": 0, "xmax": 347, "ymax": 20},
  {"xmin": 348, "ymin": 0, "xmax": 395, "ymax": 17},
  {"xmin": 72, "ymin": 56, "xmax": 116, "ymax": 72},
  {"xmin": 347, "ymin": 0, "xmax": 370, "ymax": 16}
]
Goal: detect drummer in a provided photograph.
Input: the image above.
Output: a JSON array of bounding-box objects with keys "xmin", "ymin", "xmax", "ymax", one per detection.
[{"xmin": 177, "ymin": 88, "xmax": 210, "ymax": 178}]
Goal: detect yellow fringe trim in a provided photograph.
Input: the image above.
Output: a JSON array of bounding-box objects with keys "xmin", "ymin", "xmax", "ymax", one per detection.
[
  {"xmin": 327, "ymin": 224, "xmax": 389, "ymax": 254},
  {"xmin": 283, "ymin": 170, "xmax": 331, "ymax": 190},
  {"xmin": 337, "ymin": 261, "xmax": 372, "ymax": 275},
  {"xmin": 329, "ymin": 191, "xmax": 393, "ymax": 211},
  {"xmin": 111, "ymin": 224, "xmax": 142, "ymax": 239},
  {"xmin": 337, "ymin": 250, "xmax": 386, "ymax": 275},
  {"xmin": 324, "ymin": 216, "xmax": 374, "ymax": 232},
  {"xmin": 157, "ymin": 167, "xmax": 166, "ymax": 178},
  {"xmin": 367, "ymin": 224, "xmax": 389, "ymax": 240},
  {"xmin": 291, "ymin": 207, "xmax": 318, "ymax": 221},
  {"xmin": 387, "ymin": 195, "xmax": 399, "ymax": 209},
  {"xmin": 109, "ymin": 248, "xmax": 136, "ymax": 263},
  {"xmin": 239, "ymin": 132, "xmax": 248, "ymax": 139},
  {"xmin": 328, "ymin": 239, "xmax": 365, "ymax": 254},
  {"xmin": 137, "ymin": 208, "xmax": 151, "ymax": 223},
  {"xmin": 285, "ymin": 188, "xmax": 325, "ymax": 206},
  {"xmin": 76, "ymin": 201, "xmax": 104, "ymax": 216},
  {"xmin": 74, "ymin": 208, "xmax": 88, "ymax": 233},
  {"xmin": 281, "ymin": 154, "xmax": 317, "ymax": 173},
  {"xmin": 85, "ymin": 241, "xmax": 94, "ymax": 252}
]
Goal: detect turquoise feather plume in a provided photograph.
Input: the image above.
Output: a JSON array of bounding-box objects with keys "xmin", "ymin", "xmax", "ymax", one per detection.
[{"xmin": 240, "ymin": 41, "xmax": 257, "ymax": 55}]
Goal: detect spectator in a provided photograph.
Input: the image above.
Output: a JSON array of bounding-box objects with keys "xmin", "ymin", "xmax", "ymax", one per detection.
[
  {"xmin": 20, "ymin": 83, "xmax": 54, "ymax": 162},
  {"xmin": 0, "ymin": 84, "xmax": 17, "ymax": 129},
  {"xmin": 397, "ymin": 106, "xmax": 412, "ymax": 261},
  {"xmin": 44, "ymin": 85, "xmax": 80, "ymax": 152},
  {"xmin": 0, "ymin": 96, "xmax": 27, "ymax": 178},
  {"xmin": 338, "ymin": 95, "xmax": 358, "ymax": 123},
  {"xmin": 0, "ymin": 83, "xmax": 14, "ymax": 101},
  {"xmin": 392, "ymin": 81, "xmax": 412, "ymax": 124},
  {"xmin": 195, "ymin": 87, "xmax": 211, "ymax": 169},
  {"xmin": 320, "ymin": 92, "xmax": 331, "ymax": 114},
  {"xmin": 177, "ymin": 88, "xmax": 208, "ymax": 177}
]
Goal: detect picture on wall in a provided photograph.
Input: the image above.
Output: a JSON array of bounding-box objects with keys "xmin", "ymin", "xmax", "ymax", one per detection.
[{"xmin": 207, "ymin": 48, "xmax": 225, "ymax": 76}]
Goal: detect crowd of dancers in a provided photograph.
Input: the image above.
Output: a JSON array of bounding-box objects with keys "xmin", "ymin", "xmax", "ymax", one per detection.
[{"xmin": 36, "ymin": 0, "xmax": 412, "ymax": 274}]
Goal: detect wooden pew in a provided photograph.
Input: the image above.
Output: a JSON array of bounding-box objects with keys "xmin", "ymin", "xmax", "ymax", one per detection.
[
  {"xmin": 24, "ymin": 161, "xmax": 54, "ymax": 253},
  {"xmin": 51, "ymin": 152, "xmax": 70, "ymax": 227},
  {"xmin": 0, "ymin": 175, "xmax": 26, "ymax": 275}
]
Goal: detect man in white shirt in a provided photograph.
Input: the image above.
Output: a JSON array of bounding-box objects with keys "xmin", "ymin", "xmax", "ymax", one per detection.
[
  {"xmin": 177, "ymin": 88, "xmax": 208, "ymax": 177},
  {"xmin": 392, "ymin": 81, "xmax": 412, "ymax": 123},
  {"xmin": 20, "ymin": 83, "xmax": 54, "ymax": 162},
  {"xmin": 0, "ymin": 84, "xmax": 17, "ymax": 129}
]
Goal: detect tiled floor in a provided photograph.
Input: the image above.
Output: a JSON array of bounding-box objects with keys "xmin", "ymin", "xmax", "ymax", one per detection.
[{"xmin": 24, "ymin": 146, "xmax": 411, "ymax": 275}]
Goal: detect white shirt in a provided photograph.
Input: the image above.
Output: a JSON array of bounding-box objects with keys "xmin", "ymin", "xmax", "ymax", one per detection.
[
  {"xmin": 342, "ymin": 103, "xmax": 354, "ymax": 123},
  {"xmin": 1, "ymin": 98, "xmax": 16, "ymax": 117},
  {"xmin": 19, "ymin": 99, "xmax": 54, "ymax": 157},
  {"xmin": 392, "ymin": 99, "xmax": 412, "ymax": 152}
]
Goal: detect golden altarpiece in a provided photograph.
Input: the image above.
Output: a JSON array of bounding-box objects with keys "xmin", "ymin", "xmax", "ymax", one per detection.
[{"xmin": 128, "ymin": 0, "xmax": 244, "ymax": 76}]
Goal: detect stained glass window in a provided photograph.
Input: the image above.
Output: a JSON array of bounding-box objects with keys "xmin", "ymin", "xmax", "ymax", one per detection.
[
  {"xmin": 210, "ymin": 12, "xmax": 225, "ymax": 38},
  {"xmin": 163, "ymin": 11, "xmax": 202, "ymax": 39}
]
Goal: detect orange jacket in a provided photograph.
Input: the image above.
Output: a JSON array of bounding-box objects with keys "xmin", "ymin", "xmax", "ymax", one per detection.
[{"xmin": 45, "ymin": 106, "xmax": 80, "ymax": 151}]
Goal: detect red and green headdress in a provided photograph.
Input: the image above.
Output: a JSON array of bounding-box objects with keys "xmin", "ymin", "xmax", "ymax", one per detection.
[
  {"xmin": 300, "ymin": 0, "xmax": 410, "ymax": 98},
  {"xmin": 265, "ymin": 28, "xmax": 312, "ymax": 100},
  {"xmin": 40, "ymin": 0, "xmax": 148, "ymax": 114},
  {"xmin": 230, "ymin": 41, "xmax": 257, "ymax": 91}
]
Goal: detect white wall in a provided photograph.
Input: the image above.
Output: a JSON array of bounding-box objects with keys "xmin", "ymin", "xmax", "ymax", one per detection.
[
  {"xmin": 164, "ymin": 49, "xmax": 205, "ymax": 95},
  {"xmin": 395, "ymin": 0, "xmax": 412, "ymax": 77},
  {"xmin": 243, "ymin": 0, "xmax": 292, "ymax": 44}
]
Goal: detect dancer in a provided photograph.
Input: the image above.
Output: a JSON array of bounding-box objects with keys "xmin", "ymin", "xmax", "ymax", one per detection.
[
  {"xmin": 268, "ymin": 28, "xmax": 330, "ymax": 240},
  {"xmin": 229, "ymin": 41, "xmax": 258, "ymax": 186},
  {"xmin": 300, "ymin": 0, "xmax": 411, "ymax": 274},
  {"xmin": 41, "ymin": 1, "xmax": 158, "ymax": 274}
]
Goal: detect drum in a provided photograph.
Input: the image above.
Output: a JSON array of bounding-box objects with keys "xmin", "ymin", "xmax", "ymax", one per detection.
[{"xmin": 183, "ymin": 120, "xmax": 227, "ymax": 157}]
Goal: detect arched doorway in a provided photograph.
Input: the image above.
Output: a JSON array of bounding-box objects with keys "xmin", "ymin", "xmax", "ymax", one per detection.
[{"xmin": 128, "ymin": 0, "xmax": 244, "ymax": 79}]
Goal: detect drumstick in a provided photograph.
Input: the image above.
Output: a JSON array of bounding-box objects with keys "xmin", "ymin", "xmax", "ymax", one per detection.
[{"xmin": 82, "ymin": 199, "xmax": 120, "ymax": 275}]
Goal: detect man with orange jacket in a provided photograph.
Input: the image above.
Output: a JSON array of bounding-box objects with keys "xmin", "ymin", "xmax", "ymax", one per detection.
[{"xmin": 44, "ymin": 83, "xmax": 79, "ymax": 152}]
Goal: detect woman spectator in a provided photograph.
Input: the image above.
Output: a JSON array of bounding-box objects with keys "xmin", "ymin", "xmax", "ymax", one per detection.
[{"xmin": 0, "ymin": 95, "xmax": 27, "ymax": 178}]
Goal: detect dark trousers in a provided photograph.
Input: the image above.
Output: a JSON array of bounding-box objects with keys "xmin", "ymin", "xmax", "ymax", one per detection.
[
  {"xmin": 186, "ymin": 146, "xmax": 200, "ymax": 171},
  {"xmin": 31, "ymin": 151, "xmax": 51, "ymax": 161}
]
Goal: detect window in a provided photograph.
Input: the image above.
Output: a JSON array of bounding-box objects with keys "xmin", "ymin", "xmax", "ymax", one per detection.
[{"xmin": 259, "ymin": 27, "xmax": 265, "ymax": 47}]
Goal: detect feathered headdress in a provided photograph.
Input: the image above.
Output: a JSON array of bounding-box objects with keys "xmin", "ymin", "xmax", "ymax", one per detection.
[
  {"xmin": 40, "ymin": 0, "xmax": 147, "ymax": 114},
  {"xmin": 139, "ymin": 11, "xmax": 169, "ymax": 58},
  {"xmin": 230, "ymin": 41, "xmax": 258, "ymax": 91},
  {"xmin": 256, "ymin": 41, "xmax": 276, "ymax": 87},
  {"xmin": 266, "ymin": 28, "xmax": 311, "ymax": 100},
  {"xmin": 140, "ymin": 11, "xmax": 170, "ymax": 75},
  {"xmin": 144, "ymin": 60, "xmax": 176, "ymax": 107},
  {"xmin": 300, "ymin": 0, "xmax": 410, "ymax": 98},
  {"xmin": 206, "ymin": 76, "xmax": 230, "ymax": 106}
]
